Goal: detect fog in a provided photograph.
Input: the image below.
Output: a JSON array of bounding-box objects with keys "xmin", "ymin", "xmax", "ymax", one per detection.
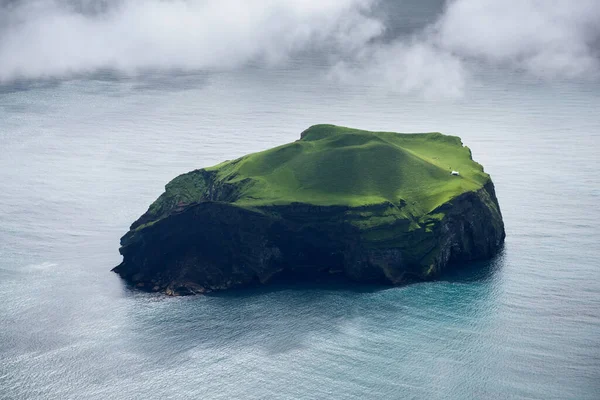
[{"xmin": 0, "ymin": 0, "xmax": 598, "ymax": 96}]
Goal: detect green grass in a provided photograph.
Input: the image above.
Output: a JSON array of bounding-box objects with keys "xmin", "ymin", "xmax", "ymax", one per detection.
[
  {"xmin": 209, "ymin": 125, "xmax": 488, "ymax": 211},
  {"xmin": 143, "ymin": 124, "xmax": 491, "ymax": 225}
]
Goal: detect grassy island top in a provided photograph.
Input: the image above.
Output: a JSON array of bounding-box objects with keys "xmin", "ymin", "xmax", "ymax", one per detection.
[{"xmin": 146, "ymin": 125, "xmax": 491, "ymax": 223}]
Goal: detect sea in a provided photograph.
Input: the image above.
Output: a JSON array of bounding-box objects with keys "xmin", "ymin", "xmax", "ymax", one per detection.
[{"xmin": 1, "ymin": 1, "xmax": 599, "ymax": 399}]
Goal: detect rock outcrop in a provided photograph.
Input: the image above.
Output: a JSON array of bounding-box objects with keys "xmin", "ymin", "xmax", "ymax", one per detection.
[{"xmin": 113, "ymin": 125, "xmax": 505, "ymax": 295}]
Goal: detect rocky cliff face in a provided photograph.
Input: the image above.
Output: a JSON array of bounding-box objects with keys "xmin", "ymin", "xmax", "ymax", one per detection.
[
  {"xmin": 113, "ymin": 181, "xmax": 504, "ymax": 296},
  {"xmin": 113, "ymin": 125, "xmax": 506, "ymax": 295}
]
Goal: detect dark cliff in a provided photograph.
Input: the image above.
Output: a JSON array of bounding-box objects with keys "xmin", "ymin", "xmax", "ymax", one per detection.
[{"xmin": 113, "ymin": 125, "xmax": 505, "ymax": 295}]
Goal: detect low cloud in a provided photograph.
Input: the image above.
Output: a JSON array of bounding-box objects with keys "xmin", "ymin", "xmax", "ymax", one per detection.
[
  {"xmin": 332, "ymin": 0, "xmax": 600, "ymax": 97},
  {"xmin": 0, "ymin": 0, "xmax": 598, "ymax": 97},
  {"xmin": 0, "ymin": 0, "xmax": 382, "ymax": 79},
  {"xmin": 330, "ymin": 40, "xmax": 468, "ymax": 99},
  {"xmin": 436, "ymin": 0, "xmax": 600, "ymax": 79}
]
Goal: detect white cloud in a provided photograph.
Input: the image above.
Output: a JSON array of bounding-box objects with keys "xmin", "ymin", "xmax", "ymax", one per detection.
[
  {"xmin": 434, "ymin": 0, "xmax": 600, "ymax": 79},
  {"xmin": 330, "ymin": 40, "xmax": 468, "ymax": 99},
  {"xmin": 0, "ymin": 0, "xmax": 598, "ymax": 97},
  {"xmin": 0, "ymin": 0, "xmax": 382, "ymax": 80},
  {"xmin": 331, "ymin": 0, "xmax": 600, "ymax": 97}
]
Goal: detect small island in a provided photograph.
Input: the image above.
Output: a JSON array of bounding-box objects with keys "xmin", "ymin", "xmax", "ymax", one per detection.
[{"xmin": 113, "ymin": 125, "xmax": 505, "ymax": 295}]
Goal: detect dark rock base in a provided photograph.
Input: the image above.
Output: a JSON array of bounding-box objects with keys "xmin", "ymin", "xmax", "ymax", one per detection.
[{"xmin": 113, "ymin": 182, "xmax": 505, "ymax": 296}]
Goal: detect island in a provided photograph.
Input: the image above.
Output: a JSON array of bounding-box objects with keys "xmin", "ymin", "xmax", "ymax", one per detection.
[{"xmin": 113, "ymin": 125, "xmax": 505, "ymax": 295}]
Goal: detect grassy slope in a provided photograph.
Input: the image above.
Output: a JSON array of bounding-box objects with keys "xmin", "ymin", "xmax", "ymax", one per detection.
[
  {"xmin": 208, "ymin": 125, "xmax": 489, "ymax": 214},
  {"xmin": 139, "ymin": 124, "xmax": 491, "ymax": 230}
]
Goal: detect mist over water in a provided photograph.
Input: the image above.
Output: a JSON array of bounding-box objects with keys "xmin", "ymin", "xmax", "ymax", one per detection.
[
  {"xmin": 1, "ymin": 0, "xmax": 599, "ymax": 97},
  {"xmin": 1, "ymin": 1, "xmax": 600, "ymax": 399}
]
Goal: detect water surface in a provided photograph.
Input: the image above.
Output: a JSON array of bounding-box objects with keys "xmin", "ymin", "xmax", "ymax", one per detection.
[{"xmin": 1, "ymin": 7, "xmax": 600, "ymax": 400}]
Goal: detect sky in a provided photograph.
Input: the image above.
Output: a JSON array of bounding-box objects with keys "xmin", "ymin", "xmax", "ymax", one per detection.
[{"xmin": 0, "ymin": 0, "xmax": 598, "ymax": 97}]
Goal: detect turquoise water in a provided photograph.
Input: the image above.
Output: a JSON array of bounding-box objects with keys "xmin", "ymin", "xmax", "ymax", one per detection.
[{"xmin": 1, "ymin": 4, "xmax": 600, "ymax": 400}]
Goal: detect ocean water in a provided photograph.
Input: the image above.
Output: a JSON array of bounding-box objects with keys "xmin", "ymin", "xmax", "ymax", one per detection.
[{"xmin": 2, "ymin": 4, "xmax": 600, "ymax": 400}]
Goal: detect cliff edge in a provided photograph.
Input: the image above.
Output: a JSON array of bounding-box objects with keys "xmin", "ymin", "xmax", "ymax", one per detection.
[{"xmin": 113, "ymin": 125, "xmax": 505, "ymax": 295}]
